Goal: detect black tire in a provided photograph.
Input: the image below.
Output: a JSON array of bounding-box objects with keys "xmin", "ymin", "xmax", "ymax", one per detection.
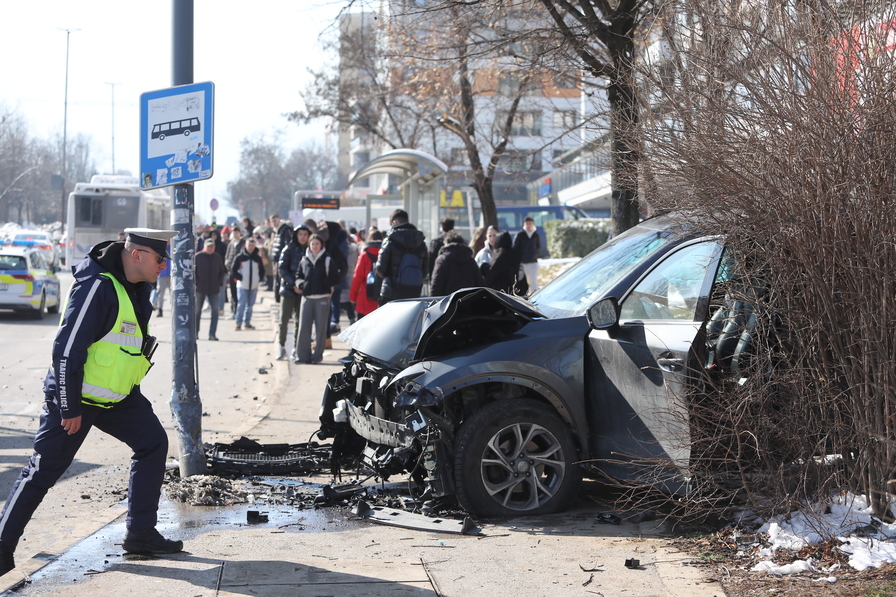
[
  {"xmin": 47, "ymin": 295, "xmax": 60, "ymax": 315},
  {"xmin": 454, "ymin": 399, "xmax": 582, "ymax": 517},
  {"xmin": 183, "ymin": 129, "xmax": 191, "ymax": 136},
  {"xmin": 30, "ymin": 292, "xmax": 46, "ymax": 320},
  {"xmin": 159, "ymin": 134, "xmax": 166, "ymax": 141}
]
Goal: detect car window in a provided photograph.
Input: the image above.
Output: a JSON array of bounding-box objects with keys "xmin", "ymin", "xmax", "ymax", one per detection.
[
  {"xmin": 619, "ymin": 241, "xmax": 721, "ymax": 321},
  {"xmin": 532, "ymin": 226, "xmax": 677, "ymax": 317},
  {"xmin": 31, "ymin": 252, "xmax": 47, "ymax": 270},
  {"xmin": 15, "ymin": 233, "xmax": 48, "ymax": 242},
  {"xmin": 0, "ymin": 255, "xmax": 27, "ymax": 270},
  {"xmin": 528, "ymin": 210, "xmax": 556, "ymax": 227}
]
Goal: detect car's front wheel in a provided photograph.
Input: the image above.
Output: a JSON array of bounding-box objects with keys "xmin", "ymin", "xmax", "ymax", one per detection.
[{"xmin": 454, "ymin": 399, "xmax": 582, "ymax": 517}]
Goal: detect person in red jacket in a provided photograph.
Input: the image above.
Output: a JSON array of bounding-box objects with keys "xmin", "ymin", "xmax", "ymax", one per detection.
[{"xmin": 349, "ymin": 230, "xmax": 385, "ymax": 318}]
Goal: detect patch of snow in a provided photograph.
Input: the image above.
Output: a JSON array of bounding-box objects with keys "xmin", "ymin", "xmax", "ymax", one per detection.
[
  {"xmin": 752, "ymin": 492, "xmax": 896, "ymax": 574},
  {"xmin": 751, "ymin": 559, "xmax": 815, "ymax": 575}
]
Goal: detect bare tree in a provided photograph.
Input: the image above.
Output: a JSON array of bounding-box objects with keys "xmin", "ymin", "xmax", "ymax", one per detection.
[
  {"xmin": 295, "ymin": 1, "xmax": 584, "ymax": 229},
  {"xmin": 286, "ymin": 143, "xmax": 344, "ymax": 191},
  {"xmin": 227, "ymin": 136, "xmax": 340, "ymax": 223},
  {"xmin": 227, "ymin": 134, "xmax": 291, "ymax": 223},
  {"xmin": 639, "ymin": 0, "xmax": 896, "ymax": 520},
  {"xmin": 538, "ymin": 0, "xmax": 658, "ymax": 235},
  {"xmin": 289, "ymin": 12, "xmax": 434, "ymax": 153},
  {"xmin": 0, "ymin": 108, "xmax": 96, "ymax": 225}
]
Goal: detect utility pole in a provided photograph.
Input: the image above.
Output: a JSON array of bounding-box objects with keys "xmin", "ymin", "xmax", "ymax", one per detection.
[
  {"xmin": 169, "ymin": 0, "xmax": 206, "ymax": 477},
  {"xmin": 59, "ymin": 28, "xmax": 78, "ymax": 227},
  {"xmin": 104, "ymin": 82, "xmax": 117, "ymax": 173}
]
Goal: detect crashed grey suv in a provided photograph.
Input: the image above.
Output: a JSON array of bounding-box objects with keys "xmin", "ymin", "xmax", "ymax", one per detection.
[{"xmin": 319, "ymin": 215, "xmax": 733, "ymax": 516}]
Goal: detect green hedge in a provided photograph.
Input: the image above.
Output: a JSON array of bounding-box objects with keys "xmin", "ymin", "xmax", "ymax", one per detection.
[{"xmin": 544, "ymin": 219, "xmax": 612, "ymax": 258}]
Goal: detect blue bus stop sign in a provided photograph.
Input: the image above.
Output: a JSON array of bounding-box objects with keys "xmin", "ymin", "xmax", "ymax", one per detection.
[{"xmin": 140, "ymin": 81, "xmax": 214, "ymax": 190}]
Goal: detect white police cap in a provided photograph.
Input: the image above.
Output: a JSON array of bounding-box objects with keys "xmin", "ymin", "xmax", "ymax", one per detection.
[{"xmin": 124, "ymin": 228, "xmax": 177, "ymax": 255}]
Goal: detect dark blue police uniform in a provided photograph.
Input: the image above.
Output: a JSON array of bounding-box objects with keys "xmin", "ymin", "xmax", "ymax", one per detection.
[{"xmin": 0, "ymin": 240, "xmax": 168, "ymax": 554}]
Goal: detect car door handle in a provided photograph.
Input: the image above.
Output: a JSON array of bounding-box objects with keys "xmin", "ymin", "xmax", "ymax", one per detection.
[{"xmin": 656, "ymin": 357, "xmax": 683, "ymax": 371}]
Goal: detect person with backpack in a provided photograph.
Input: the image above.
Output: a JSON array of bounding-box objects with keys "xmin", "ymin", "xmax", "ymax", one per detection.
[
  {"xmin": 375, "ymin": 209, "xmax": 428, "ymax": 305},
  {"xmin": 294, "ymin": 234, "xmax": 342, "ymax": 364},
  {"xmin": 349, "ymin": 229, "xmax": 385, "ymax": 318}
]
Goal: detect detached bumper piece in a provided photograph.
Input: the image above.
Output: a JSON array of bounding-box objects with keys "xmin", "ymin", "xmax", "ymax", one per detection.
[
  {"xmin": 206, "ymin": 436, "xmax": 332, "ymax": 476},
  {"xmin": 354, "ymin": 500, "xmax": 479, "ymax": 535}
]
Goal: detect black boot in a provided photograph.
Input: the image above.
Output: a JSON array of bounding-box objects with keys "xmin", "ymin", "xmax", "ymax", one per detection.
[
  {"xmin": 157, "ymin": 308, "xmax": 163, "ymax": 317},
  {"xmin": 0, "ymin": 551, "xmax": 14, "ymax": 577},
  {"xmin": 123, "ymin": 527, "xmax": 183, "ymax": 554}
]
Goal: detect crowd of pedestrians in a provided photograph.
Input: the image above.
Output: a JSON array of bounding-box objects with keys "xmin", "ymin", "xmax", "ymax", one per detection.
[{"xmin": 154, "ymin": 209, "xmax": 543, "ymax": 363}]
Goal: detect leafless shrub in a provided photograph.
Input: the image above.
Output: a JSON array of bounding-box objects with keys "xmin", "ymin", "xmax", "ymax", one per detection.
[{"xmin": 636, "ymin": 0, "xmax": 896, "ymax": 522}]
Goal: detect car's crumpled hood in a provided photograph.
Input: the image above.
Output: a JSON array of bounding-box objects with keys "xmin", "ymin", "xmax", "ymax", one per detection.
[{"xmin": 339, "ymin": 288, "xmax": 545, "ymax": 369}]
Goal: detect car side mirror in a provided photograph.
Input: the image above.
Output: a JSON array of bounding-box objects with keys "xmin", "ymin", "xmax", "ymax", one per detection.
[{"xmin": 587, "ymin": 297, "xmax": 620, "ymax": 331}]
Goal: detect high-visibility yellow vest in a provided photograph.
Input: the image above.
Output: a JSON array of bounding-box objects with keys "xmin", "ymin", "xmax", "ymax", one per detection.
[{"xmin": 80, "ymin": 273, "xmax": 152, "ymax": 408}]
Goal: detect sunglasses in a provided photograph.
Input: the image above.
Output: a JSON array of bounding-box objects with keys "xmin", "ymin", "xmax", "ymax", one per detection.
[{"xmin": 135, "ymin": 249, "xmax": 167, "ymax": 265}]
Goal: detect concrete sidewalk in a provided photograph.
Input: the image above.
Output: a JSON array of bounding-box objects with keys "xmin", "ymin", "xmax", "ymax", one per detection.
[{"xmin": 0, "ymin": 288, "xmax": 722, "ymax": 597}]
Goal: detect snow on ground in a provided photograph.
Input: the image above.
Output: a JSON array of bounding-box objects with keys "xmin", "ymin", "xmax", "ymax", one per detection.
[{"xmin": 750, "ymin": 492, "xmax": 896, "ymax": 575}]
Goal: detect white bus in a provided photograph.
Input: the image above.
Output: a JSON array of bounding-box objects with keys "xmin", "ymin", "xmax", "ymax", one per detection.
[{"xmin": 65, "ymin": 175, "xmax": 171, "ymax": 266}]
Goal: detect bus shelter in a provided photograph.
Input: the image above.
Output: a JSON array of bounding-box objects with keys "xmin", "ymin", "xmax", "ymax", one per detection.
[{"xmin": 348, "ymin": 149, "xmax": 447, "ymax": 240}]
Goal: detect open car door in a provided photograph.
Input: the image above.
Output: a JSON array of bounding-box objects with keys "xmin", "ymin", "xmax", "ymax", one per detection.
[{"xmin": 586, "ymin": 240, "xmax": 725, "ymax": 488}]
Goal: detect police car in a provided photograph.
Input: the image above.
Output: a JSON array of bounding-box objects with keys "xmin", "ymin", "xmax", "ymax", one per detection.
[
  {"xmin": 6, "ymin": 230, "xmax": 61, "ymax": 271},
  {"xmin": 0, "ymin": 246, "xmax": 61, "ymax": 319}
]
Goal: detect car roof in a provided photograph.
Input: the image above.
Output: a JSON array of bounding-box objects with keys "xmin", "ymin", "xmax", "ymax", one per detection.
[
  {"xmin": 12, "ymin": 230, "xmax": 51, "ymax": 237},
  {"xmin": 0, "ymin": 246, "xmax": 37, "ymax": 257}
]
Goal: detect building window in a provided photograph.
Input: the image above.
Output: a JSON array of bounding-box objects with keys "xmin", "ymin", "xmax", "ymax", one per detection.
[
  {"xmin": 512, "ymin": 111, "xmax": 541, "ymax": 136},
  {"xmin": 498, "ymin": 150, "xmax": 541, "ymax": 172},
  {"xmin": 553, "ymin": 110, "xmax": 577, "ymax": 129},
  {"xmin": 552, "ymin": 148, "xmax": 566, "ymax": 164},
  {"xmin": 498, "ymin": 72, "xmax": 523, "ymax": 96},
  {"xmin": 498, "ymin": 110, "xmax": 542, "ymax": 136},
  {"xmin": 353, "ymin": 151, "xmax": 370, "ymax": 167}
]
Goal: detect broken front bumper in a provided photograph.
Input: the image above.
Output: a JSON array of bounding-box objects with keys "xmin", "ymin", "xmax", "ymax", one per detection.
[
  {"xmin": 346, "ymin": 401, "xmax": 414, "ymax": 448},
  {"xmin": 320, "ymin": 371, "xmax": 456, "ymax": 498}
]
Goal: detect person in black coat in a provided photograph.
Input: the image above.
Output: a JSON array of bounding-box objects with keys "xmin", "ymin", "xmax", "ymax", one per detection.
[
  {"xmin": 428, "ymin": 217, "xmax": 456, "ymax": 275},
  {"xmin": 375, "ymin": 209, "xmax": 428, "ymax": 304},
  {"xmin": 484, "ymin": 231, "xmax": 522, "ymax": 294},
  {"xmin": 430, "ymin": 231, "xmax": 483, "ymax": 296}
]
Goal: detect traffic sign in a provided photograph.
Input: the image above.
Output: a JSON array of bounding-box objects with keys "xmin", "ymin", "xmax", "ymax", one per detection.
[
  {"xmin": 210, "ymin": 197, "xmax": 219, "ymax": 211},
  {"xmin": 140, "ymin": 81, "xmax": 214, "ymax": 189}
]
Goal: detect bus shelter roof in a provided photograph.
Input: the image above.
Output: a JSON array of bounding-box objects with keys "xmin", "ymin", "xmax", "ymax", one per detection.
[{"xmin": 347, "ymin": 149, "xmax": 448, "ymax": 187}]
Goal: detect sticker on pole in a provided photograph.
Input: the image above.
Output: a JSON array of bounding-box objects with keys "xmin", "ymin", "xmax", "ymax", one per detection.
[{"xmin": 140, "ymin": 81, "xmax": 214, "ymax": 190}]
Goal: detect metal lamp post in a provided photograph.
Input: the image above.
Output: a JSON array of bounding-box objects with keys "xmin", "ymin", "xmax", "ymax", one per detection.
[
  {"xmin": 58, "ymin": 28, "xmax": 78, "ymax": 225},
  {"xmin": 104, "ymin": 82, "xmax": 118, "ymax": 174}
]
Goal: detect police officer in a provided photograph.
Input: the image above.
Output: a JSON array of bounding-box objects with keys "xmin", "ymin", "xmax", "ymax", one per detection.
[{"xmin": 0, "ymin": 228, "xmax": 183, "ymax": 578}]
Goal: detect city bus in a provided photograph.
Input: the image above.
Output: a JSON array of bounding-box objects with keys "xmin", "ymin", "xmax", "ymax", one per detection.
[{"xmin": 65, "ymin": 175, "xmax": 171, "ymax": 266}]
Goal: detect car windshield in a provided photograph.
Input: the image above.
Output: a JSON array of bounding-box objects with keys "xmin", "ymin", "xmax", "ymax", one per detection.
[{"xmin": 530, "ymin": 223, "xmax": 678, "ymax": 318}]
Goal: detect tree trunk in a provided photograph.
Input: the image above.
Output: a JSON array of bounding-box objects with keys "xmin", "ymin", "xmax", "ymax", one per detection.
[{"xmin": 608, "ymin": 64, "xmax": 641, "ymax": 235}]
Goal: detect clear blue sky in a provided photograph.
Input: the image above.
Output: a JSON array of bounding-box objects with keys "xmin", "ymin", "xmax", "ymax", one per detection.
[{"xmin": 1, "ymin": 0, "xmax": 344, "ymax": 223}]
